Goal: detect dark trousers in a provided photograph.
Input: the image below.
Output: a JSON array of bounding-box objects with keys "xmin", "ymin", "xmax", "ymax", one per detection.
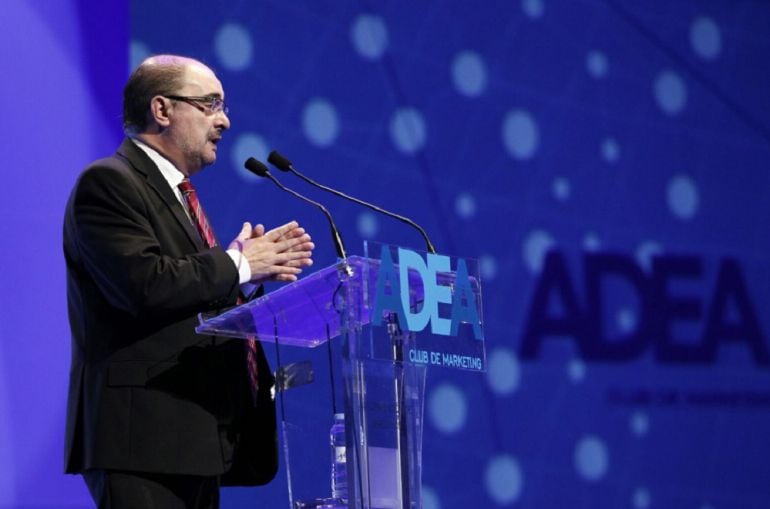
[{"xmin": 83, "ymin": 470, "xmax": 220, "ymax": 509}]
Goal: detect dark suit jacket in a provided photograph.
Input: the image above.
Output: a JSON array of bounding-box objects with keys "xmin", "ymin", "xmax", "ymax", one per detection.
[{"xmin": 63, "ymin": 138, "xmax": 278, "ymax": 485}]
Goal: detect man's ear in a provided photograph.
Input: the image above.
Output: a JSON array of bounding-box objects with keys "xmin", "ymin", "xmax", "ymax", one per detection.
[{"xmin": 148, "ymin": 95, "xmax": 172, "ymax": 128}]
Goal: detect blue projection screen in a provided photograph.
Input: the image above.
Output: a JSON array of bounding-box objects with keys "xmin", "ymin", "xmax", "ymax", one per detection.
[{"xmin": 1, "ymin": 0, "xmax": 126, "ymax": 508}]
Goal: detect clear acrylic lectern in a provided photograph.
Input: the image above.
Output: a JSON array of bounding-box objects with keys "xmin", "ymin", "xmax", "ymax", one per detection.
[{"xmin": 197, "ymin": 243, "xmax": 485, "ymax": 509}]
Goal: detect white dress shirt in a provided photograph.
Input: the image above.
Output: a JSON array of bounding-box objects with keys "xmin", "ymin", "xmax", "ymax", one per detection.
[{"xmin": 130, "ymin": 138, "xmax": 253, "ymax": 285}]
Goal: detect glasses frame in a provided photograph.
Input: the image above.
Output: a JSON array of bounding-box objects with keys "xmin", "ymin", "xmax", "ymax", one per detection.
[{"xmin": 164, "ymin": 95, "xmax": 229, "ymax": 115}]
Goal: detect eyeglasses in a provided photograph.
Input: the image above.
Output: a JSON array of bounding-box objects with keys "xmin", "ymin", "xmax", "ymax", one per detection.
[{"xmin": 164, "ymin": 95, "xmax": 229, "ymax": 115}]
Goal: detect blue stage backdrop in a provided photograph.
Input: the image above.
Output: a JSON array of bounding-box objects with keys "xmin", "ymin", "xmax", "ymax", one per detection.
[
  {"xmin": 0, "ymin": 1, "xmax": 127, "ymax": 507},
  {"xmin": 2, "ymin": 0, "xmax": 770, "ymax": 508}
]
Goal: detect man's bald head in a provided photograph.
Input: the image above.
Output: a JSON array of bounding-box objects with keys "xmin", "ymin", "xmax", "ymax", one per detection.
[{"xmin": 122, "ymin": 55, "xmax": 212, "ymax": 135}]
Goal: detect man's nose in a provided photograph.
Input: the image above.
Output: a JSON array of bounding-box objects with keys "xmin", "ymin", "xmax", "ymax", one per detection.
[{"xmin": 216, "ymin": 110, "xmax": 230, "ymax": 130}]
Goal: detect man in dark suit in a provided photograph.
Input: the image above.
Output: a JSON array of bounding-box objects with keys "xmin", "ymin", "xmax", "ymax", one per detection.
[{"xmin": 63, "ymin": 54, "xmax": 314, "ymax": 508}]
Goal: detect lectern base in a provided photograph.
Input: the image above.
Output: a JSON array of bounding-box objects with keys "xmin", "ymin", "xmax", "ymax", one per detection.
[
  {"xmin": 295, "ymin": 498, "xmax": 395, "ymax": 509},
  {"xmin": 294, "ymin": 497, "xmax": 346, "ymax": 509}
]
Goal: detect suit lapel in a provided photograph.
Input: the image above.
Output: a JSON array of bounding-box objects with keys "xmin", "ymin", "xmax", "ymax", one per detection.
[{"xmin": 116, "ymin": 138, "xmax": 204, "ymax": 250}]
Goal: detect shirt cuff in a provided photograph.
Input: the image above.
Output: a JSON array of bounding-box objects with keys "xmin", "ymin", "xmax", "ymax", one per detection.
[{"xmin": 226, "ymin": 248, "xmax": 252, "ymax": 284}]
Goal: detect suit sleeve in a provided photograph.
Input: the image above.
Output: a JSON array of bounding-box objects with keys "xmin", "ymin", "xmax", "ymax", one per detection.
[{"xmin": 66, "ymin": 163, "xmax": 240, "ymax": 322}]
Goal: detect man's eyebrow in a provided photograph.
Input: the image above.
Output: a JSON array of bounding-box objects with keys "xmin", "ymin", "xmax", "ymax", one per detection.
[{"xmin": 203, "ymin": 93, "xmax": 223, "ymax": 100}]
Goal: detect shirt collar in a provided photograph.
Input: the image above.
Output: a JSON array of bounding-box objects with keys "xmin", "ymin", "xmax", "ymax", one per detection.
[{"xmin": 130, "ymin": 137, "xmax": 186, "ymax": 191}]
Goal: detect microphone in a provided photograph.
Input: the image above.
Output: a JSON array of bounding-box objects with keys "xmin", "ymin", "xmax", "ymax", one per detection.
[
  {"xmin": 244, "ymin": 157, "xmax": 348, "ymax": 261},
  {"xmin": 267, "ymin": 151, "xmax": 437, "ymax": 254}
]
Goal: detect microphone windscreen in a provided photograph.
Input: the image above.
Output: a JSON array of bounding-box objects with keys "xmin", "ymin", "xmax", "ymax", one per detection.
[
  {"xmin": 267, "ymin": 150, "xmax": 293, "ymax": 171},
  {"xmin": 244, "ymin": 157, "xmax": 269, "ymax": 177}
]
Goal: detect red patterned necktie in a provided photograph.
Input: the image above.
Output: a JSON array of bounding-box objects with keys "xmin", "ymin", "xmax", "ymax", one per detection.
[{"xmin": 178, "ymin": 178, "xmax": 262, "ymax": 398}]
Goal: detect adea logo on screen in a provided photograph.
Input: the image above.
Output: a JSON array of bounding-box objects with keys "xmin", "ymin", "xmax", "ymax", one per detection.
[
  {"xmin": 371, "ymin": 247, "xmax": 483, "ymax": 339},
  {"xmin": 520, "ymin": 251, "xmax": 769, "ymax": 365}
]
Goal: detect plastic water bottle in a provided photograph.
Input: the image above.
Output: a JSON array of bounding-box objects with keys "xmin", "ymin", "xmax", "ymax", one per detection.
[{"xmin": 330, "ymin": 413, "xmax": 348, "ymax": 501}]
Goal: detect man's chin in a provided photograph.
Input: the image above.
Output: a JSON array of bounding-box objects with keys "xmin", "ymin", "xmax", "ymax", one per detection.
[{"xmin": 203, "ymin": 153, "xmax": 217, "ymax": 167}]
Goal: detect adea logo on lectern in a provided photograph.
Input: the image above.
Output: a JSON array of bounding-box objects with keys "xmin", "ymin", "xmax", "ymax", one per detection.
[{"xmin": 371, "ymin": 247, "xmax": 483, "ymax": 339}]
